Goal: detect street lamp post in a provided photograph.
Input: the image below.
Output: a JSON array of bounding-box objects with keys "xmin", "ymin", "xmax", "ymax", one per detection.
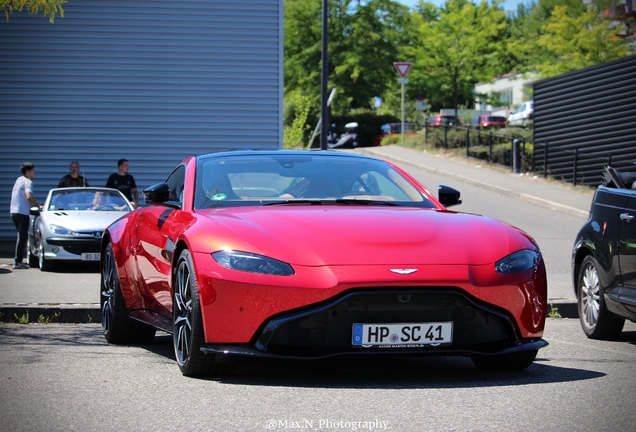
[{"xmin": 320, "ymin": 0, "xmax": 329, "ymax": 150}]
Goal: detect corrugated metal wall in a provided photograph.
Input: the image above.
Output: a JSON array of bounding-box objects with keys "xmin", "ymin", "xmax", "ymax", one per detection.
[
  {"xmin": 0, "ymin": 0, "xmax": 283, "ymax": 244},
  {"xmin": 533, "ymin": 55, "xmax": 636, "ymax": 186}
]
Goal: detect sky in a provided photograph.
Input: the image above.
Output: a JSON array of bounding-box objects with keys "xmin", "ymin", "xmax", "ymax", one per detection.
[{"xmin": 396, "ymin": 0, "xmax": 531, "ymax": 13}]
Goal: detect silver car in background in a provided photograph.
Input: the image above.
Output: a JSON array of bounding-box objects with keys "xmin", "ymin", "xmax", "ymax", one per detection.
[
  {"xmin": 507, "ymin": 100, "xmax": 533, "ymax": 128},
  {"xmin": 28, "ymin": 187, "xmax": 134, "ymax": 271}
]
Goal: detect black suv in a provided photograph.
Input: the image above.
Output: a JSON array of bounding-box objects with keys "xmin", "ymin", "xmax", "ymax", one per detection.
[{"xmin": 572, "ymin": 166, "xmax": 636, "ymax": 339}]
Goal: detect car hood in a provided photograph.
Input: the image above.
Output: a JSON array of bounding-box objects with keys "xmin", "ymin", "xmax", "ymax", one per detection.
[
  {"xmin": 193, "ymin": 206, "xmax": 536, "ymax": 266},
  {"xmin": 43, "ymin": 210, "xmax": 128, "ymax": 232}
]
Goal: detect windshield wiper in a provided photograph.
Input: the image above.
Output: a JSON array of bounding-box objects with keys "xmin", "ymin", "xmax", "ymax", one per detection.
[
  {"xmin": 263, "ymin": 199, "xmax": 326, "ymax": 206},
  {"xmin": 263, "ymin": 198, "xmax": 400, "ymax": 206},
  {"xmin": 334, "ymin": 198, "xmax": 400, "ymax": 206}
]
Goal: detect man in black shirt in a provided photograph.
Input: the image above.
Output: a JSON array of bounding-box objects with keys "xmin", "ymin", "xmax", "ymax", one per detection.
[
  {"xmin": 105, "ymin": 158, "xmax": 138, "ymax": 208},
  {"xmin": 58, "ymin": 161, "xmax": 89, "ymax": 188}
]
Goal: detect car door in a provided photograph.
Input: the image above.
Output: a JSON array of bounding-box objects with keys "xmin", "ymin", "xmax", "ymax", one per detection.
[
  {"xmin": 134, "ymin": 165, "xmax": 186, "ymax": 318},
  {"xmin": 618, "ymin": 191, "xmax": 636, "ymax": 314}
]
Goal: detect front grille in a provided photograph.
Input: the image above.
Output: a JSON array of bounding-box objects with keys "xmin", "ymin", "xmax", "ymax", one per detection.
[{"xmin": 260, "ymin": 290, "xmax": 514, "ymax": 357}]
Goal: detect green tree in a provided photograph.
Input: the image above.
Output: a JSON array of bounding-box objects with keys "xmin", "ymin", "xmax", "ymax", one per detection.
[
  {"xmin": 404, "ymin": 0, "xmax": 508, "ymax": 114},
  {"xmin": 2, "ymin": 0, "xmax": 65, "ymax": 23},
  {"xmin": 284, "ymin": 0, "xmax": 412, "ymax": 116},
  {"xmin": 536, "ymin": 1, "xmax": 631, "ymax": 77},
  {"xmin": 284, "ymin": 90, "xmax": 312, "ymax": 149}
]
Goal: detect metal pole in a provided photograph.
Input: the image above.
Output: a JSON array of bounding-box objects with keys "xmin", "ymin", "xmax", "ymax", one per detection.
[
  {"xmin": 320, "ymin": 0, "xmax": 329, "ymax": 150},
  {"xmin": 401, "ymin": 82, "xmax": 405, "ymax": 144},
  {"xmin": 308, "ymin": 88, "xmax": 337, "ymax": 149},
  {"xmin": 466, "ymin": 128, "xmax": 469, "ymax": 158},
  {"xmin": 512, "ymin": 139, "xmax": 520, "ymax": 173}
]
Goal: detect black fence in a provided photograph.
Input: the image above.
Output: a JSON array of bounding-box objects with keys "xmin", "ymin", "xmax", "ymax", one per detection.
[
  {"xmin": 424, "ymin": 124, "xmax": 534, "ymax": 172},
  {"xmin": 533, "ymin": 142, "xmax": 634, "ymax": 187},
  {"xmin": 532, "ymin": 55, "xmax": 636, "ymax": 187}
]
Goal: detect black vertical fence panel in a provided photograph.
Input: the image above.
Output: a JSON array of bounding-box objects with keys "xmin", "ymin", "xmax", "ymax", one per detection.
[{"xmin": 533, "ymin": 55, "xmax": 636, "ymax": 186}]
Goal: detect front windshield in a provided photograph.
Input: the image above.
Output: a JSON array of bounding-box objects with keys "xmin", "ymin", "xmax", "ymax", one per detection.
[
  {"xmin": 48, "ymin": 189, "xmax": 130, "ymax": 211},
  {"xmin": 194, "ymin": 153, "xmax": 435, "ymax": 210}
]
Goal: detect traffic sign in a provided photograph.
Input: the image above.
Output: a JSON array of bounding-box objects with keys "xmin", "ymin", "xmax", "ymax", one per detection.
[{"xmin": 393, "ymin": 62, "xmax": 412, "ymax": 78}]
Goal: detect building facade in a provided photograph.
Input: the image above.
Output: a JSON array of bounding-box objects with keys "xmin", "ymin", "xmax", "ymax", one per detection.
[
  {"xmin": 0, "ymin": 0, "xmax": 283, "ymax": 244},
  {"xmin": 474, "ymin": 73, "xmax": 537, "ymax": 117}
]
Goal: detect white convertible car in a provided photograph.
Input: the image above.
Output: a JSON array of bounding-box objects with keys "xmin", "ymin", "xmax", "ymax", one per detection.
[{"xmin": 28, "ymin": 187, "xmax": 134, "ymax": 271}]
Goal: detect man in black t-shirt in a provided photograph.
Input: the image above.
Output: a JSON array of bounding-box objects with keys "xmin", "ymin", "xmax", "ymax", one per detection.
[
  {"xmin": 58, "ymin": 161, "xmax": 89, "ymax": 188},
  {"xmin": 105, "ymin": 158, "xmax": 138, "ymax": 208}
]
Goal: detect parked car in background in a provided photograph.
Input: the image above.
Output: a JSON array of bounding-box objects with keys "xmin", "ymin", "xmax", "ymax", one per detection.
[
  {"xmin": 572, "ymin": 166, "xmax": 636, "ymax": 340},
  {"xmin": 507, "ymin": 100, "xmax": 533, "ymax": 127},
  {"xmin": 470, "ymin": 115, "xmax": 507, "ymax": 129},
  {"xmin": 427, "ymin": 114, "xmax": 461, "ymax": 127},
  {"xmin": 100, "ymin": 150, "xmax": 548, "ymax": 377},
  {"xmin": 28, "ymin": 187, "xmax": 133, "ymax": 271}
]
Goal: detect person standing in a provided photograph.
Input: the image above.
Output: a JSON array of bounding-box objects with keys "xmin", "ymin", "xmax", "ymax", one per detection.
[
  {"xmin": 58, "ymin": 161, "xmax": 89, "ymax": 188},
  {"xmin": 105, "ymin": 158, "xmax": 138, "ymax": 207},
  {"xmin": 10, "ymin": 162, "xmax": 40, "ymax": 270}
]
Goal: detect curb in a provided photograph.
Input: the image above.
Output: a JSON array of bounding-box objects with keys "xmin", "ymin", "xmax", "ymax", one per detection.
[
  {"xmin": 357, "ymin": 147, "xmax": 590, "ymax": 219},
  {"xmin": 0, "ymin": 304, "xmax": 100, "ymax": 323},
  {"xmin": 0, "ymin": 301, "xmax": 579, "ymax": 324}
]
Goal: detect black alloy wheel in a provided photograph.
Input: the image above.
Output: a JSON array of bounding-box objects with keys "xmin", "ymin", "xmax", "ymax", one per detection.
[{"xmin": 173, "ymin": 249, "xmax": 235, "ymax": 377}]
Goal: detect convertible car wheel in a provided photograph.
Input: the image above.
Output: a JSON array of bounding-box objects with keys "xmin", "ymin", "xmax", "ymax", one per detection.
[
  {"xmin": 173, "ymin": 249, "xmax": 235, "ymax": 377},
  {"xmin": 471, "ymin": 349, "xmax": 538, "ymax": 371},
  {"xmin": 577, "ymin": 256, "xmax": 624, "ymax": 340},
  {"xmin": 27, "ymin": 235, "xmax": 38, "ymax": 268},
  {"xmin": 101, "ymin": 242, "xmax": 156, "ymax": 344},
  {"xmin": 38, "ymin": 236, "xmax": 53, "ymax": 272}
]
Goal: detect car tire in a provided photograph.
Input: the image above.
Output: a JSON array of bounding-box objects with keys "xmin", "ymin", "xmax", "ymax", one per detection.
[
  {"xmin": 38, "ymin": 236, "xmax": 54, "ymax": 272},
  {"xmin": 173, "ymin": 249, "xmax": 236, "ymax": 377},
  {"xmin": 577, "ymin": 255, "xmax": 625, "ymax": 340},
  {"xmin": 27, "ymin": 235, "xmax": 38, "ymax": 268},
  {"xmin": 101, "ymin": 242, "xmax": 156, "ymax": 344},
  {"xmin": 471, "ymin": 349, "xmax": 537, "ymax": 371}
]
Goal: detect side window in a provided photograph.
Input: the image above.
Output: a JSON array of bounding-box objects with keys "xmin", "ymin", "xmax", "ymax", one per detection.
[{"xmin": 165, "ymin": 165, "xmax": 186, "ymax": 204}]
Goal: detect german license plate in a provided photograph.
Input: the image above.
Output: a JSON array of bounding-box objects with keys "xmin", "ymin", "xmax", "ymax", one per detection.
[
  {"xmin": 81, "ymin": 253, "xmax": 100, "ymax": 261},
  {"xmin": 352, "ymin": 322, "xmax": 453, "ymax": 348}
]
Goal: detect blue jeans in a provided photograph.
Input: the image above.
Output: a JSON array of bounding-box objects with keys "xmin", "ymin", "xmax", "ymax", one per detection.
[{"xmin": 11, "ymin": 213, "xmax": 30, "ymax": 264}]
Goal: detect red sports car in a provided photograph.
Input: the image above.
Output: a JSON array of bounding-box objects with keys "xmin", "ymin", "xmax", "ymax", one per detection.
[{"xmin": 100, "ymin": 150, "xmax": 547, "ymax": 377}]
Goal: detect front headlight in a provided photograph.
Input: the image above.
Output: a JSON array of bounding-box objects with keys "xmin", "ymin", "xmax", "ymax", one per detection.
[
  {"xmin": 495, "ymin": 250, "xmax": 539, "ymax": 274},
  {"xmin": 50, "ymin": 224, "xmax": 75, "ymax": 236},
  {"xmin": 212, "ymin": 250, "xmax": 294, "ymax": 276}
]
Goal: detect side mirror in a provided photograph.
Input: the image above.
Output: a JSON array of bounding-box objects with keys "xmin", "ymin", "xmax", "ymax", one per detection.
[
  {"xmin": 143, "ymin": 182, "xmax": 171, "ymax": 203},
  {"xmin": 30, "ymin": 206, "xmax": 41, "ymax": 216},
  {"xmin": 438, "ymin": 185, "xmax": 462, "ymax": 207}
]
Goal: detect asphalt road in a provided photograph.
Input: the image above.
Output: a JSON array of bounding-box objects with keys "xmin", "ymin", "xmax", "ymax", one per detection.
[{"xmin": 1, "ymin": 319, "xmax": 635, "ymax": 431}]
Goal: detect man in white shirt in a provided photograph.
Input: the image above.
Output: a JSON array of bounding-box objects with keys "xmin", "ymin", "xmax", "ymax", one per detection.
[{"xmin": 10, "ymin": 162, "xmax": 40, "ymax": 269}]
